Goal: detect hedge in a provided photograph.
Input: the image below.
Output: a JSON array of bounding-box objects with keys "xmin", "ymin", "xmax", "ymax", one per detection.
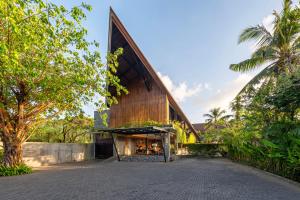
[{"xmin": 183, "ymin": 143, "xmax": 227, "ymax": 157}]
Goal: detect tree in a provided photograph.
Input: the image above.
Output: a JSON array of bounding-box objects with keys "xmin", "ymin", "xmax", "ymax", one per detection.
[
  {"xmin": 203, "ymin": 108, "xmax": 231, "ymax": 127},
  {"xmin": 230, "ymin": 96, "xmax": 243, "ymax": 121},
  {"xmin": 266, "ymin": 69, "xmax": 300, "ymax": 120},
  {"xmin": 230, "ymin": 0, "xmax": 300, "ymax": 95},
  {"xmin": 61, "ymin": 116, "xmax": 93, "ymax": 143},
  {"xmin": 30, "ymin": 115, "xmax": 93, "ymax": 143},
  {"xmin": 0, "ymin": 0, "xmax": 126, "ymax": 167}
]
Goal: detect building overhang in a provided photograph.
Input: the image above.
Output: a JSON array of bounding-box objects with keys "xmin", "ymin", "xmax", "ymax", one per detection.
[{"xmin": 93, "ymin": 125, "xmax": 176, "ymax": 135}]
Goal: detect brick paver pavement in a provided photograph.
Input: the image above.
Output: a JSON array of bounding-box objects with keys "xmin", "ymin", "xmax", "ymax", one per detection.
[{"xmin": 0, "ymin": 158, "xmax": 300, "ymax": 200}]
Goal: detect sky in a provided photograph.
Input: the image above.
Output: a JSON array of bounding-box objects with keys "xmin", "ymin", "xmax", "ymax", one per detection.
[{"xmin": 53, "ymin": 0, "xmax": 282, "ymax": 123}]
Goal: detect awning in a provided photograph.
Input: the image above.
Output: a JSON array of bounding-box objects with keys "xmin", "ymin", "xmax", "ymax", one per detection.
[{"xmin": 93, "ymin": 126, "xmax": 176, "ymax": 135}]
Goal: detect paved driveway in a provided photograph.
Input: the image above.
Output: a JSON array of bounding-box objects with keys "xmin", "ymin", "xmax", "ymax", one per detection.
[{"xmin": 1, "ymin": 158, "xmax": 300, "ymax": 200}]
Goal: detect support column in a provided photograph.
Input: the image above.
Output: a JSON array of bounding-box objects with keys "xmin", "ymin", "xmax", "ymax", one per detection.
[
  {"xmin": 111, "ymin": 133, "xmax": 120, "ymax": 161},
  {"xmin": 163, "ymin": 132, "xmax": 171, "ymax": 162}
]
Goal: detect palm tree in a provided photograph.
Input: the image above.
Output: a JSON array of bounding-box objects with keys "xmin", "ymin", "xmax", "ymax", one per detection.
[
  {"xmin": 230, "ymin": 0, "xmax": 300, "ymax": 95},
  {"xmin": 203, "ymin": 108, "xmax": 231, "ymax": 127}
]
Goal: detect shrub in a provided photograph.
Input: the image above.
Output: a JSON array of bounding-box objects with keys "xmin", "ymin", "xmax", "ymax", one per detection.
[
  {"xmin": 184, "ymin": 144, "xmax": 227, "ymax": 157},
  {"xmin": 0, "ymin": 164, "xmax": 32, "ymax": 176},
  {"xmin": 225, "ymin": 123, "xmax": 300, "ymax": 182}
]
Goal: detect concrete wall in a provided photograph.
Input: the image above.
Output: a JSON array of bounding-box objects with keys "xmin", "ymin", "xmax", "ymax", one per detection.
[{"xmin": 22, "ymin": 142, "xmax": 95, "ymax": 167}]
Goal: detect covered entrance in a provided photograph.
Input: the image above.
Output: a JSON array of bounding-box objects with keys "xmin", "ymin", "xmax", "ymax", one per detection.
[
  {"xmin": 94, "ymin": 126, "xmax": 176, "ymax": 162},
  {"xmin": 95, "ymin": 137, "xmax": 113, "ymax": 159}
]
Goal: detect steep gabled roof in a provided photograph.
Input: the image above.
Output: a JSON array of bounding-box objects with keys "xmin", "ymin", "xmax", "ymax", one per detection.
[
  {"xmin": 192, "ymin": 123, "xmax": 206, "ymax": 133},
  {"xmin": 108, "ymin": 8, "xmax": 198, "ymax": 136}
]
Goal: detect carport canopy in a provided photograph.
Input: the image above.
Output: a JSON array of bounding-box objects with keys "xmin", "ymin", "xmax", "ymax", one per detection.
[
  {"xmin": 93, "ymin": 125, "xmax": 176, "ymax": 135},
  {"xmin": 93, "ymin": 125, "xmax": 176, "ymax": 162}
]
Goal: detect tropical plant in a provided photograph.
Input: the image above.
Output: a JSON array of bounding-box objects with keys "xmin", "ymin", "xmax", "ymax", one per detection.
[
  {"xmin": 0, "ymin": 164, "xmax": 32, "ymax": 176},
  {"xmin": 230, "ymin": 96, "xmax": 244, "ymax": 121},
  {"xmin": 173, "ymin": 121, "xmax": 187, "ymax": 147},
  {"xmin": 223, "ymin": 121, "xmax": 300, "ymax": 182},
  {"xmin": 187, "ymin": 133, "xmax": 197, "ymax": 144},
  {"xmin": 230, "ymin": 0, "xmax": 300, "ymax": 95},
  {"xmin": 203, "ymin": 108, "xmax": 231, "ymax": 127},
  {"xmin": 0, "ymin": 0, "xmax": 126, "ymax": 167},
  {"xmin": 266, "ymin": 69, "xmax": 300, "ymax": 120},
  {"xmin": 220, "ymin": 0, "xmax": 300, "ymax": 182}
]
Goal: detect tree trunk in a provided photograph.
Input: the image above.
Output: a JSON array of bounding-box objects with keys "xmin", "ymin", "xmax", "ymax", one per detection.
[
  {"xmin": 0, "ymin": 83, "xmax": 28, "ymax": 167},
  {"xmin": 2, "ymin": 136, "xmax": 23, "ymax": 167}
]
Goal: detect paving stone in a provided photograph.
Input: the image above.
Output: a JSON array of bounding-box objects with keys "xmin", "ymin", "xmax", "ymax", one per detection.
[{"xmin": 0, "ymin": 158, "xmax": 299, "ymax": 200}]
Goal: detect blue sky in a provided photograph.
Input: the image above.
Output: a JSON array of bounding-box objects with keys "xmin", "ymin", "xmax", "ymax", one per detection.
[{"xmin": 54, "ymin": 0, "xmax": 282, "ymax": 123}]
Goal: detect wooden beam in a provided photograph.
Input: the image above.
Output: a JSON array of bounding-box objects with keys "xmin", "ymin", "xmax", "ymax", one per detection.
[
  {"xmin": 161, "ymin": 133, "xmax": 167, "ymax": 163},
  {"xmin": 146, "ymin": 136, "xmax": 148, "ymax": 155},
  {"xmin": 110, "ymin": 132, "xmax": 120, "ymax": 161}
]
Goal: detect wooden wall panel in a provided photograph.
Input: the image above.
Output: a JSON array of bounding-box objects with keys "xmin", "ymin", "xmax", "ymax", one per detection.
[{"xmin": 109, "ymin": 77, "xmax": 168, "ymax": 128}]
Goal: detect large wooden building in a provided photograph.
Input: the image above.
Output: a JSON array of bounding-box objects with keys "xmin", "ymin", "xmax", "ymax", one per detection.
[{"xmin": 94, "ymin": 9, "xmax": 198, "ymax": 161}]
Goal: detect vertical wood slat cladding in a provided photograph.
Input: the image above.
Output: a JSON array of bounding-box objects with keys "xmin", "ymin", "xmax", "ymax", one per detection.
[{"xmin": 109, "ymin": 77, "xmax": 168, "ymax": 128}]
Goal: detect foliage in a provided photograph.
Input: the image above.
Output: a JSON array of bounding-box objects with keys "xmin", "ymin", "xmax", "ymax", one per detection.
[
  {"xmin": 0, "ymin": 0, "xmax": 126, "ymax": 167},
  {"xmin": 119, "ymin": 120, "xmax": 164, "ymax": 128},
  {"xmin": 173, "ymin": 121, "xmax": 187, "ymax": 145},
  {"xmin": 0, "ymin": 164, "xmax": 32, "ymax": 176},
  {"xmin": 200, "ymin": 128, "xmax": 224, "ymax": 144},
  {"xmin": 230, "ymin": 0, "xmax": 300, "ymax": 95},
  {"xmin": 172, "ymin": 121, "xmax": 197, "ymax": 144},
  {"xmin": 29, "ymin": 115, "xmax": 93, "ymax": 143},
  {"xmin": 0, "ymin": 148, "xmax": 3, "ymax": 161},
  {"xmin": 184, "ymin": 144, "xmax": 227, "ymax": 157},
  {"xmin": 223, "ymin": 122, "xmax": 300, "ymax": 182},
  {"xmin": 220, "ymin": 69, "xmax": 300, "ymax": 181},
  {"xmin": 266, "ymin": 69, "xmax": 300, "ymax": 119},
  {"xmin": 201, "ymin": 108, "xmax": 231, "ymax": 143},
  {"xmin": 230, "ymin": 96, "xmax": 244, "ymax": 121},
  {"xmin": 203, "ymin": 108, "xmax": 231, "ymax": 127},
  {"xmin": 187, "ymin": 133, "xmax": 197, "ymax": 144},
  {"xmin": 210, "ymin": 0, "xmax": 300, "ymax": 182}
]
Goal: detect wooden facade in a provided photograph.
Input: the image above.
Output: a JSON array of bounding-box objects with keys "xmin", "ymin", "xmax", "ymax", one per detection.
[
  {"xmin": 109, "ymin": 76, "xmax": 169, "ymax": 128},
  {"xmin": 107, "ymin": 8, "xmax": 198, "ymax": 140}
]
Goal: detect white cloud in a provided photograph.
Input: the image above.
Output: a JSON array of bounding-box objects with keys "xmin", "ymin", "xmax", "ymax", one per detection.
[
  {"xmin": 204, "ymin": 83, "xmax": 211, "ymax": 90},
  {"xmin": 201, "ymin": 74, "xmax": 254, "ymax": 112},
  {"xmin": 157, "ymin": 72, "xmax": 205, "ymax": 103}
]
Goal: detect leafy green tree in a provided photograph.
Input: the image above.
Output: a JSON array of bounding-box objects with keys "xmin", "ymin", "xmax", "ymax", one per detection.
[
  {"xmin": 0, "ymin": 0, "xmax": 126, "ymax": 167},
  {"xmin": 266, "ymin": 69, "xmax": 300, "ymax": 120},
  {"xmin": 230, "ymin": 96, "xmax": 243, "ymax": 121},
  {"xmin": 30, "ymin": 115, "xmax": 93, "ymax": 143},
  {"xmin": 230, "ymin": 0, "xmax": 300, "ymax": 94}
]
